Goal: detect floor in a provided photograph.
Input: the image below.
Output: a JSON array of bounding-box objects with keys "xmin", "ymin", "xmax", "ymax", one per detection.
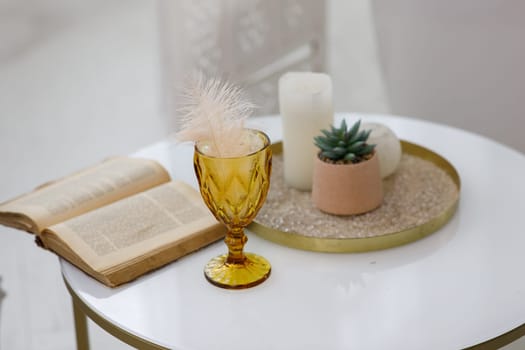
[{"xmin": 0, "ymin": 1, "xmax": 523, "ymax": 349}]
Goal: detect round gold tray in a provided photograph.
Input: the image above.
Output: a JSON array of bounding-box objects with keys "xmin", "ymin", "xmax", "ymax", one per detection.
[{"xmin": 249, "ymin": 141, "xmax": 460, "ymax": 253}]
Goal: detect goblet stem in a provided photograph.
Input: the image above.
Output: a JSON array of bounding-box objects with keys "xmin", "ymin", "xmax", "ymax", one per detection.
[{"xmin": 224, "ymin": 227, "xmax": 247, "ymax": 264}]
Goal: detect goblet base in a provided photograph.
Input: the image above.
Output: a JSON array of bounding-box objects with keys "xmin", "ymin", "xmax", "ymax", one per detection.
[{"xmin": 204, "ymin": 252, "xmax": 271, "ymax": 289}]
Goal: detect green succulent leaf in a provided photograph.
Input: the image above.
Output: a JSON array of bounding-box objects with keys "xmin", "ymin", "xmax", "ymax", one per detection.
[
  {"xmin": 355, "ymin": 144, "xmax": 375, "ymax": 156},
  {"xmin": 340, "ymin": 119, "xmax": 347, "ymax": 134},
  {"xmin": 348, "ymin": 129, "xmax": 362, "ymax": 143},
  {"xmin": 314, "ymin": 118, "xmax": 374, "ymax": 162},
  {"xmin": 319, "ymin": 132, "xmax": 339, "ymax": 144},
  {"xmin": 332, "ymin": 147, "xmax": 347, "ymax": 155},
  {"xmin": 347, "ymin": 119, "xmax": 360, "ymax": 137},
  {"xmin": 362, "ymin": 129, "xmax": 372, "ymax": 142},
  {"xmin": 344, "ymin": 153, "xmax": 356, "ymax": 162},
  {"xmin": 321, "ymin": 151, "xmax": 339, "ymax": 159},
  {"xmin": 313, "ymin": 137, "xmax": 324, "ymax": 147},
  {"xmin": 347, "ymin": 141, "xmax": 366, "ymax": 152},
  {"xmin": 314, "ymin": 140, "xmax": 334, "ymax": 152}
]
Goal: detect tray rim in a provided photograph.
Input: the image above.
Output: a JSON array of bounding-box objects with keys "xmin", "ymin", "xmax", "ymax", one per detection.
[{"xmin": 249, "ymin": 140, "xmax": 461, "ymax": 253}]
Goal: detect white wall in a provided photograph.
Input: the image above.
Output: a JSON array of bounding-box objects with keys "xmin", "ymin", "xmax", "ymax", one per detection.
[
  {"xmin": 372, "ymin": 0, "xmax": 525, "ymax": 153},
  {"xmin": 0, "ymin": 1, "xmax": 168, "ymax": 200}
]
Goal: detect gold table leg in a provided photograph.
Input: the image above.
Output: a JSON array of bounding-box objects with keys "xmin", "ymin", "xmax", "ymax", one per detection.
[{"xmin": 72, "ymin": 298, "xmax": 90, "ymax": 350}]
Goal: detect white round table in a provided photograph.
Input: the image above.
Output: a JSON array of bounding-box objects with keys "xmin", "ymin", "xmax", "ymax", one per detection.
[{"xmin": 62, "ymin": 114, "xmax": 525, "ymax": 350}]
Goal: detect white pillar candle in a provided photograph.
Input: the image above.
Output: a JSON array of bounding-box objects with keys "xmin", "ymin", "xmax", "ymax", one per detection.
[
  {"xmin": 279, "ymin": 72, "xmax": 334, "ymax": 190},
  {"xmin": 362, "ymin": 122, "xmax": 402, "ymax": 178}
]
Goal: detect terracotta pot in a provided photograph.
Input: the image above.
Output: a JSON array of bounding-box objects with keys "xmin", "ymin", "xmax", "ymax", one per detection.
[{"xmin": 312, "ymin": 152, "xmax": 383, "ymax": 215}]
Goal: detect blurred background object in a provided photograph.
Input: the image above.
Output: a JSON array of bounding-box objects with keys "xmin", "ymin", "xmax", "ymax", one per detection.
[
  {"xmin": 157, "ymin": 0, "xmax": 390, "ymax": 121},
  {"xmin": 159, "ymin": 0, "xmax": 326, "ymax": 121}
]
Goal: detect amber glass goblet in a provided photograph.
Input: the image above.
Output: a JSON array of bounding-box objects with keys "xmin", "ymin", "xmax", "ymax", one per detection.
[{"xmin": 194, "ymin": 129, "xmax": 272, "ymax": 289}]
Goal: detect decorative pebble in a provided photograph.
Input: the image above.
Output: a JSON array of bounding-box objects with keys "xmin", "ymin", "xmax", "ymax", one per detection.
[{"xmin": 362, "ymin": 122, "xmax": 402, "ymax": 178}]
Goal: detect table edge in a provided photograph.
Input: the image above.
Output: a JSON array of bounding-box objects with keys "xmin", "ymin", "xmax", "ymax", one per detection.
[
  {"xmin": 62, "ymin": 276, "xmax": 170, "ymax": 350},
  {"xmin": 63, "ymin": 270, "xmax": 525, "ymax": 350}
]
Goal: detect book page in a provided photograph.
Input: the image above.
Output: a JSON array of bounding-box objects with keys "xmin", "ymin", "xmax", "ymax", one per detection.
[
  {"xmin": 45, "ymin": 181, "xmax": 222, "ymax": 272},
  {"xmin": 0, "ymin": 157, "xmax": 170, "ymax": 232}
]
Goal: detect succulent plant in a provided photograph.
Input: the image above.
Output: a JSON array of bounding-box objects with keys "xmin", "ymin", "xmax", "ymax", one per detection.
[{"xmin": 314, "ymin": 119, "xmax": 376, "ymax": 163}]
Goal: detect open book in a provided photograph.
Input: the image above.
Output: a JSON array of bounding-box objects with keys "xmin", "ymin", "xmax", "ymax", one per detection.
[{"xmin": 0, "ymin": 157, "xmax": 226, "ymax": 287}]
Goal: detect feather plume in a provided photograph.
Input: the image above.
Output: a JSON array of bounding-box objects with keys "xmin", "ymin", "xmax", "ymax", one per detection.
[{"xmin": 176, "ymin": 75, "xmax": 255, "ymax": 157}]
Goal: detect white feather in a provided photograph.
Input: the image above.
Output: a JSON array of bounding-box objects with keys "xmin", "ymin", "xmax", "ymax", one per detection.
[{"xmin": 176, "ymin": 75, "xmax": 255, "ymax": 157}]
